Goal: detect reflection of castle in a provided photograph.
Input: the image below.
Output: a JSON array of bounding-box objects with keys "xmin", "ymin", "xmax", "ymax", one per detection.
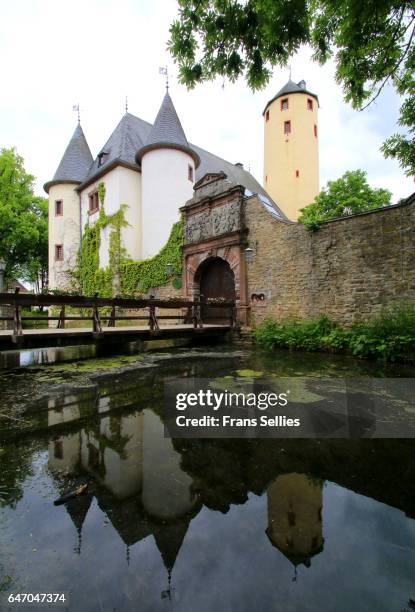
[
  {"xmin": 266, "ymin": 473, "xmax": 324, "ymax": 569},
  {"xmin": 48, "ymin": 408, "xmax": 201, "ymax": 581}
]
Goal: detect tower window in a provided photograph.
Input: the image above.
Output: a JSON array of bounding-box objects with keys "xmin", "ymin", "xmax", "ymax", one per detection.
[
  {"xmin": 188, "ymin": 164, "xmax": 194, "ymax": 182},
  {"xmin": 314, "ymin": 124, "xmax": 318, "ymax": 137},
  {"xmin": 55, "ymin": 244, "xmax": 64, "ymax": 261},
  {"xmin": 55, "ymin": 200, "xmax": 63, "ymax": 216},
  {"xmin": 284, "ymin": 120, "xmax": 291, "ymax": 135},
  {"xmin": 307, "ymin": 99, "xmax": 313, "ymax": 111},
  {"xmin": 281, "ymin": 98, "xmax": 289, "ymax": 111},
  {"xmin": 265, "ymin": 110, "xmax": 269, "ymax": 121},
  {"xmin": 296, "ymin": 170, "xmax": 300, "ymax": 177},
  {"xmin": 89, "ymin": 191, "xmax": 99, "ymax": 213}
]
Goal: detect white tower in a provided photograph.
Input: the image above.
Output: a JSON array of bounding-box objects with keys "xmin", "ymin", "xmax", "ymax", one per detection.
[
  {"xmin": 136, "ymin": 91, "xmax": 200, "ymax": 259},
  {"xmin": 44, "ymin": 123, "xmax": 92, "ymax": 289}
]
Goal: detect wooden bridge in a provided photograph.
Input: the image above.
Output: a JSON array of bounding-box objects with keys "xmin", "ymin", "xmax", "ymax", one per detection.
[{"xmin": 0, "ymin": 290, "xmax": 237, "ymax": 350}]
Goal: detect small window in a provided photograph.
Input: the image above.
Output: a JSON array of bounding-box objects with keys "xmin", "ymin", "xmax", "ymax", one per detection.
[
  {"xmin": 89, "ymin": 191, "xmax": 99, "ymax": 213},
  {"xmin": 284, "ymin": 120, "xmax": 291, "ymax": 135},
  {"xmin": 97, "ymin": 151, "xmax": 108, "ymax": 167},
  {"xmin": 265, "ymin": 110, "xmax": 270, "ymax": 121},
  {"xmin": 265, "ymin": 175, "xmax": 268, "ymax": 182},
  {"xmin": 295, "ymin": 170, "xmax": 300, "ymax": 177},
  {"xmin": 55, "ymin": 244, "xmax": 63, "ymax": 261},
  {"xmin": 314, "ymin": 124, "xmax": 318, "ymax": 137},
  {"xmin": 55, "ymin": 200, "xmax": 63, "ymax": 216},
  {"xmin": 281, "ymin": 98, "xmax": 289, "ymax": 111},
  {"xmin": 188, "ymin": 164, "xmax": 194, "ymax": 182},
  {"xmin": 307, "ymin": 98, "xmax": 313, "ymax": 111}
]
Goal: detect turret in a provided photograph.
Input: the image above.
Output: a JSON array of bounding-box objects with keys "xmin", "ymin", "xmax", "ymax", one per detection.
[
  {"xmin": 136, "ymin": 91, "xmax": 200, "ymax": 259},
  {"xmin": 263, "ymin": 79, "xmax": 319, "ymax": 220},
  {"xmin": 44, "ymin": 123, "xmax": 92, "ymax": 290}
]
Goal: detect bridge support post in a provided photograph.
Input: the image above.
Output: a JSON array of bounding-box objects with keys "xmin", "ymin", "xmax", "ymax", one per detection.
[
  {"xmin": 12, "ymin": 288, "xmax": 22, "ymax": 337},
  {"xmin": 108, "ymin": 306, "xmax": 116, "ymax": 327},
  {"xmin": 148, "ymin": 296, "xmax": 159, "ymax": 331},
  {"xmin": 92, "ymin": 294, "xmax": 102, "ymax": 333},
  {"xmin": 57, "ymin": 306, "xmax": 65, "ymax": 329}
]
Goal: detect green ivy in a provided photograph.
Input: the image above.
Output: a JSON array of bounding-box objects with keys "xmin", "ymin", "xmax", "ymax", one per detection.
[
  {"xmin": 120, "ymin": 218, "xmax": 183, "ymax": 294},
  {"xmin": 72, "ymin": 200, "xmax": 183, "ymax": 297}
]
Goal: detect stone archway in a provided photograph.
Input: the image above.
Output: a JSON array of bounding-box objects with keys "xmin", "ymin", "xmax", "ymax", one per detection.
[{"xmin": 195, "ymin": 257, "xmax": 236, "ymax": 322}]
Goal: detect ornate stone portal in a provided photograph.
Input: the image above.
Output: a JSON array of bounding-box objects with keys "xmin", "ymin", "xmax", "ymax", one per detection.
[{"xmin": 181, "ymin": 173, "xmax": 249, "ymax": 323}]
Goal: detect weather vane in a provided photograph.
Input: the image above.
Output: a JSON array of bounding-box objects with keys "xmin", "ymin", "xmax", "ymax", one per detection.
[
  {"xmin": 159, "ymin": 66, "xmax": 169, "ymax": 91},
  {"xmin": 72, "ymin": 103, "xmax": 80, "ymax": 124},
  {"xmin": 125, "ymin": 96, "xmax": 128, "ymax": 113}
]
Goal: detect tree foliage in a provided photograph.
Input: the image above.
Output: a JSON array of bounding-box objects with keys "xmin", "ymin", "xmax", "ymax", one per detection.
[
  {"xmin": 0, "ymin": 148, "xmax": 48, "ymax": 289},
  {"xmin": 169, "ymin": 0, "xmax": 415, "ymax": 174},
  {"xmin": 298, "ymin": 169, "xmax": 392, "ymax": 229}
]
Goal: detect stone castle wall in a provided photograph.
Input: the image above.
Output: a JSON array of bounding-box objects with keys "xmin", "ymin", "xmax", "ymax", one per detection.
[{"xmin": 245, "ymin": 196, "xmax": 415, "ymax": 326}]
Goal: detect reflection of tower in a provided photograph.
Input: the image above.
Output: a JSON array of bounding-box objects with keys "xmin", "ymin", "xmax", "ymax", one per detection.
[{"xmin": 266, "ymin": 473, "xmax": 324, "ymax": 570}]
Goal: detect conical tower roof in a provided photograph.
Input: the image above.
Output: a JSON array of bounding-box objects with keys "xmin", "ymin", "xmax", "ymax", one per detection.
[
  {"xmin": 136, "ymin": 91, "xmax": 200, "ymax": 167},
  {"xmin": 263, "ymin": 79, "xmax": 318, "ymax": 115},
  {"xmin": 44, "ymin": 123, "xmax": 93, "ymax": 193}
]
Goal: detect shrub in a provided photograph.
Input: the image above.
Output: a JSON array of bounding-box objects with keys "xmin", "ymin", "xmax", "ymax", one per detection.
[{"xmin": 254, "ymin": 303, "xmax": 415, "ymax": 363}]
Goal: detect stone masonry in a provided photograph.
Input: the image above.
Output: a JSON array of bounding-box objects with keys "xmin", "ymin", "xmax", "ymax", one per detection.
[{"xmin": 245, "ymin": 195, "xmax": 415, "ymax": 326}]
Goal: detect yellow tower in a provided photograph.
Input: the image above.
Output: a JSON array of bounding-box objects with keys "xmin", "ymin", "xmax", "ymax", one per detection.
[{"xmin": 263, "ymin": 79, "xmax": 319, "ymax": 220}]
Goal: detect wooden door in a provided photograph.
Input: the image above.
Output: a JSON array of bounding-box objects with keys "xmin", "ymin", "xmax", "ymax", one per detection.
[{"xmin": 199, "ymin": 258, "xmax": 235, "ymax": 323}]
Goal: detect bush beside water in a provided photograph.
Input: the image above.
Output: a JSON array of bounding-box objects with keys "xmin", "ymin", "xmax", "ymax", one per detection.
[{"xmin": 253, "ymin": 304, "xmax": 415, "ymax": 363}]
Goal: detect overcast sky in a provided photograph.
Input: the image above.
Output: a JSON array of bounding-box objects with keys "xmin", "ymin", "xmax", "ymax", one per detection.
[{"xmin": 1, "ymin": 0, "xmax": 413, "ymax": 201}]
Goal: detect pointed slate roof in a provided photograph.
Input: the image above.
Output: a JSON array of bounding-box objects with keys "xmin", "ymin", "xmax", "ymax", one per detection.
[
  {"xmin": 73, "ymin": 100, "xmax": 286, "ymax": 218},
  {"xmin": 82, "ymin": 112, "xmax": 151, "ymax": 185},
  {"xmin": 44, "ymin": 123, "xmax": 93, "ymax": 193},
  {"xmin": 263, "ymin": 79, "xmax": 319, "ymax": 115},
  {"xmin": 136, "ymin": 91, "xmax": 200, "ymax": 167}
]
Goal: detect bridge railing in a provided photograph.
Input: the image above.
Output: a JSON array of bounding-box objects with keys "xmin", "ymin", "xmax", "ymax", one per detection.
[{"xmin": 0, "ymin": 290, "xmax": 236, "ymax": 336}]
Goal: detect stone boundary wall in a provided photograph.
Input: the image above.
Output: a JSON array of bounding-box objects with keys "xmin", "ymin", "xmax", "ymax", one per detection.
[{"xmin": 246, "ymin": 197, "xmax": 415, "ymax": 326}]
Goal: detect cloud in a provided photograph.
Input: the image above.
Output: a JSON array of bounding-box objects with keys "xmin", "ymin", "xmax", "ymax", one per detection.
[{"xmin": 0, "ymin": 0, "xmax": 412, "ymax": 201}]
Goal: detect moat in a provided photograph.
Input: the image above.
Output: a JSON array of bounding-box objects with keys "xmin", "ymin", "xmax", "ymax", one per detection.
[{"xmin": 0, "ymin": 346, "xmax": 415, "ymax": 612}]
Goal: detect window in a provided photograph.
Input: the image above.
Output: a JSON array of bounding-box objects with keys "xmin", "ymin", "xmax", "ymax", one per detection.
[
  {"xmin": 55, "ymin": 244, "xmax": 63, "ymax": 261},
  {"xmin": 284, "ymin": 120, "xmax": 291, "ymax": 135},
  {"xmin": 97, "ymin": 151, "xmax": 108, "ymax": 167},
  {"xmin": 307, "ymin": 98, "xmax": 313, "ymax": 111},
  {"xmin": 295, "ymin": 170, "xmax": 300, "ymax": 177},
  {"xmin": 55, "ymin": 200, "xmax": 63, "ymax": 216},
  {"xmin": 281, "ymin": 98, "xmax": 289, "ymax": 110},
  {"xmin": 89, "ymin": 191, "xmax": 99, "ymax": 213},
  {"xmin": 314, "ymin": 124, "xmax": 318, "ymax": 138},
  {"xmin": 265, "ymin": 175, "xmax": 268, "ymax": 182},
  {"xmin": 265, "ymin": 110, "xmax": 270, "ymax": 121},
  {"xmin": 188, "ymin": 164, "xmax": 194, "ymax": 182}
]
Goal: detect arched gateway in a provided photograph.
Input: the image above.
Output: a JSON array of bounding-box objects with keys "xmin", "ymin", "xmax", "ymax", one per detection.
[{"xmin": 195, "ymin": 257, "xmax": 236, "ymax": 322}]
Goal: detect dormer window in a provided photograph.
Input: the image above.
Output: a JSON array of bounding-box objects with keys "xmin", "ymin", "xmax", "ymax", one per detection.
[
  {"xmin": 307, "ymin": 98, "xmax": 313, "ymax": 111},
  {"xmin": 281, "ymin": 98, "xmax": 289, "ymax": 111},
  {"xmin": 97, "ymin": 151, "xmax": 108, "ymax": 167}
]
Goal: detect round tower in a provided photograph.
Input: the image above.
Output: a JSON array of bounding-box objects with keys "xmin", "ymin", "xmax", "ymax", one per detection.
[
  {"xmin": 136, "ymin": 91, "xmax": 200, "ymax": 259},
  {"xmin": 44, "ymin": 123, "xmax": 92, "ymax": 290},
  {"xmin": 263, "ymin": 79, "xmax": 319, "ymax": 221}
]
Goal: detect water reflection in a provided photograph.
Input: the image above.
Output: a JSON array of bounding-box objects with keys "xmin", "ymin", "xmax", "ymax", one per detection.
[
  {"xmin": 266, "ymin": 474, "xmax": 323, "ymax": 571},
  {"xmin": 0, "ymin": 345, "xmax": 96, "ymax": 369},
  {"xmin": 48, "ymin": 408, "xmax": 201, "ymax": 583}
]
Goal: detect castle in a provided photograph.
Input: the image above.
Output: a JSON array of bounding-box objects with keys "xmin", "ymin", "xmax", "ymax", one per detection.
[
  {"xmin": 46, "ymin": 80, "xmax": 415, "ymax": 326},
  {"xmin": 45, "ymin": 79, "xmax": 320, "ymax": 292}
]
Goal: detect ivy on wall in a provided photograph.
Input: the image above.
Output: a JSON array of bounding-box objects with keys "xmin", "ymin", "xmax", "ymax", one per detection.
[
  {"xmin": 72, "ymin": 182, "xmax": 183, "ymax": 296},
  {"xmin": 120, "ymin": 219, "xmax": 183, "ymax": 294}
]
